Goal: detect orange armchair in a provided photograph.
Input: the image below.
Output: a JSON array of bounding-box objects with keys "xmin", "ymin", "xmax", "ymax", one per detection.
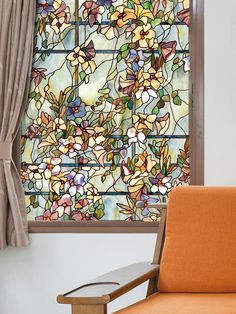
[{"xmin": 57, "ymin": 186, "xmax": 236, "ymax": 313}]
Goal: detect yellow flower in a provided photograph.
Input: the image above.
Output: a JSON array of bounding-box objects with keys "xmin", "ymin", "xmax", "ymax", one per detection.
[
  {"xmin": 133, "ymin": 113, "xmax": 156, "ymax": 132},
  {"xmin": 67, "ymin": 46, "xmax": 85, "ymax": 67},
  {"xmin": 111, "ymin": 5, "xmax": 136, "ymax": 28},
  {"xmin": 67, "ymin": 42, "xmax": 96, "ymax": 74},
  {"xmin": 47, "ymin": 118, "xmax": 66, "ymax": 133},
  {"xmin": 86, "ymin": 184, "xmax": 103, "ymax": 204},
  {"xmin": 134, "ymin": 4, "xmax": 154, "ymax": 25},
  {"xmin": 38, "ymin": 131, "xmax": 57, "ymax": 148},
  {"xmin": 51, "ymin": 172, "xmax": 67, "ymax": 195},
  {"xmin": 143, "ymin": 67, "xmax": 164, "ymax": 90},
  {"xmin": 134, "ymin": 152, "xmax": 156, "ymax": 173},
  {"xmin": 132, "ymin": 23, "xmax": 157, "ymax": 48},
  {"xmin": 51, "ymin": 16, "xmax": 70, "ymax": 34}
]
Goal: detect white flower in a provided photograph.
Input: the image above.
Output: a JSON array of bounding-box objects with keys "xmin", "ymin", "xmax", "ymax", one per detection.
[
  {"xmin": 127, "ymin": 127, "xmax": 146, "ymax": 146},
  {"xmin": 135, "ymin": 86, "xmax": 158, "ymax": 103},
  {"xmin": 151, "ymin": 176, "xmax": 172, "ymax": 195}
]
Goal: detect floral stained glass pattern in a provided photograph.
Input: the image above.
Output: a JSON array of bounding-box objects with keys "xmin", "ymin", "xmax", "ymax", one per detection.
[{"xmin": 21, "ymin": 0, "xmax": 190, "ymax": 222}]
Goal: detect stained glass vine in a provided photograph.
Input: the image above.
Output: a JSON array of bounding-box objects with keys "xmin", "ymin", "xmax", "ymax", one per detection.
[{"xmin": 21, "ymin": 0, "xmax": 190, "ymax": 222}]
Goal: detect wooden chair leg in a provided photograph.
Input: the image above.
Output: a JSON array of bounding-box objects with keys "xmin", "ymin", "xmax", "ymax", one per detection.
[{"xmin": 71, "ymin": 304, "xmax": 107, "ymax": 314}]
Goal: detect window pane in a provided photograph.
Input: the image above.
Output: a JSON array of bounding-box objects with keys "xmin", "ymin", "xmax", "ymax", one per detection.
[{"xmin": 21, "ymin": 0, "xmax": 190, "ymax": 221}]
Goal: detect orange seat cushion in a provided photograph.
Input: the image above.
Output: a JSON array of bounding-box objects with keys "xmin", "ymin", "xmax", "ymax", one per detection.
[
  {"xmin": 158, "ymin": 186, "xmax": 236, "ymax": 293},
  {"xmin": 114, "ymin": 293, "xmax": 236, "ymax": 314}
]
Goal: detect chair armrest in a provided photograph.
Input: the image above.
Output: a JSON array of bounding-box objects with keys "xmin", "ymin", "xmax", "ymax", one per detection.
[{"xmin": 57, "ymin": 262, "xmax": 159, "ymax": 305}]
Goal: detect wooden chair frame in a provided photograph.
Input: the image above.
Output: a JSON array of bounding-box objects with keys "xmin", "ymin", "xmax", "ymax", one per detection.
[{"xmin": 57, "ymin": 207, "xmax": 167, "ymax": 314}]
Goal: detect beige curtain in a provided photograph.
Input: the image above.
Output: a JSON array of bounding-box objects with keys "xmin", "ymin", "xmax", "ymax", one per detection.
[{"xmin": 0, "ymin": 0, "xmax": 35, "ymax": 249}]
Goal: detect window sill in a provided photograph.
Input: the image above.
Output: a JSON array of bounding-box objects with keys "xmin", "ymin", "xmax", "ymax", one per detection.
[{"xmin": 28, "ymin": 221, "xmax": 159, "ymax": 233}]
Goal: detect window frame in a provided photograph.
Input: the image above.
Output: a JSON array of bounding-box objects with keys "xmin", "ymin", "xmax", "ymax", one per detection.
[{"xmin": 17, "ymin": 0, "xmax": 204, "ymax": 233}]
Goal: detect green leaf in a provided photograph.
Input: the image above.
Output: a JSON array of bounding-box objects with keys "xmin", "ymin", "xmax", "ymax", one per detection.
[
  {"xmin": 32, "ymin": 201, "xmax": 39, "ymax": 208},
  {"xmin": 45, "ymin": 201, "xmax": 50, "ymax": 210},
  {"xmin": 29, "ymin": 91, "xmax": 36, "ymax": 99},
  {"xmin": 120, "ymin": 43, "xmax": 129, "ymax": 52},
  {"xmin": 68, "ymin": 90, "xmax": 75, "ymax": 103},
  {"xmin": 28, "ymin": 181, "xmax": 34, "ymax": 190},
  {"xmin": 30, "ymin": 195, "xmax": 36, "ymax": 204},
  {"xmin": 171, "ymin": 90, "xmax": 178, "ymax": 98},
  {"xmin": 101, "ymin": 175, "xmax": 106, "ymax": 183},
  {"xmin": 55, "ymin": 131, "xmax": 63, "ymax": 140},
  {"xmin": 106, "ymin": 97, "xmax": 113, "ymax": 103},
  {"xmin": 35, "ymin": 101, "xmax": 42, "ymax": 110},
  {"xmin": 148, "ymin": 144, "xmax": 158, "ymax": 155},
  {"xmin": 79, "ymin": 71, "xmax": 86, "ymax": 81},
  {"xmin": 98, "ymin": 87, "xmax": 110, "ymax": 94},
  {"xmin": 142, "ymin": 1, "xmax": 153, "ymax": 10},
  {"xmin": 35, "ymin": 93, "xmax": 41, "ymax": 101},
  {"xmin": 122, "ymin": 49, "xmax": 130, "ymax": 59},
  {"xmin": 42, "ymin": 39, "xmax": 48, "ymax": 49},
  {"xmin": 173, "ymin": 96, "xmax": 182, "ymax": 106},
  {"xmin": 152, "ymin": 106, "xmax": 159, "ymax": 115},
  {"xmin": 127, "ymin": 100, "xmax": 133, "ymax": 110},
  {"xmin": 114, "ymin": 154, "xmax": 121, "ymax": 165},
  {"xmin": 158, "ymin": 88, "xmax": 164, "ymax": 98},
  {"xmin": 50, "ymin": 105, "xmax": 60, "ymax": 113},
  {"xmin": 171, "ymin": 64, "xmax": 179, "ymax": 71},
  {"xmin": 157, "ymin": 99, "xmax": 165, "ymax": 109},
  {"xmin": 117, "ymin": 53, "xmax": 122, "ymax": 63},
  {"xmin": 94, "ymin": 207, "xmax": 105, "ymax": 220},
  {"xmin": 151, "ymin": 18, "xmax": 159, "ymax": 28},
  {"xmin": 49, "ymin": 192, "xmax": 54, "ymax": 202},
  {"xmin": 68, "ymin": 125, "xmax": 75, "ymax": 135},
  {"xmin": 109, "ymin": 5, "xmax": 115, "ymax": 13},
  {"xmin": 162, "ymin": 95, "xmax": 170, "ymax": 102},
  {"xmin": 127, "ymin": 1, "xmax": 133, "ymax": 9},
  {"xmin": 26, "ymin": 207, "xmax": 31, "ymax": 214},
  {"xmin": 75, "ymin": 117, "xmax": 82, "ymax": 124},
  {"xmin": 41, "ymin": 53, "xmax": 46, "ymax": 62}
]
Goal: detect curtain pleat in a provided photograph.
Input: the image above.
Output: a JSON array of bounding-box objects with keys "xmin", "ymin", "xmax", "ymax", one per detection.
[{"xmin": 0, "ymin": 0, "xmax": 36, "ymax": 249}]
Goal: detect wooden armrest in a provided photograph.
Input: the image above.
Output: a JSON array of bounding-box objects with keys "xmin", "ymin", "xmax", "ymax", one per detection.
[{"xmin": 57, "ymin": 262, "xmax": 159, "ymax": 305}]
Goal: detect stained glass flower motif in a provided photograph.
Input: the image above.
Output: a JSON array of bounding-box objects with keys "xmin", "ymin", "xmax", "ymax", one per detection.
[{"xmin": 22, "ymin": 0, "xmax": 191, "ymax": 221}]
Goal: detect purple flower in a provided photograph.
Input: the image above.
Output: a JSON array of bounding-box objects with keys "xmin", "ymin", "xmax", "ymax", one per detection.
[
  {"xmin": 37, "ymin": 0, "xmax": 55, "ymax": 17},
  {"xmin": 67, "ymin": 97, "xmax": 86, "ymax": 121},
  {"xmin": 96, "ymin": 0, "xmax": 116, "ymax": 9},
  {"xmin": 82, "ymin": 1, "xmax": 104, "ymax": 27},
  {"xmin": 136, "ymin": 195, "xmax": 158, "ymax": 216},
  {"xmin": 127, "ymin": 49, "xmax": 147, "ymax": 73},
  {"xmin": 65, "ymin": 171, "xmax": 86, "ymax": 196}
]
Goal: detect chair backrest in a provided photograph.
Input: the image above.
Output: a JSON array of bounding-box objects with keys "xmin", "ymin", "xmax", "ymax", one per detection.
[{"xmin": 158, "ymin": 186, "xmax": 236, "ymax": 293}]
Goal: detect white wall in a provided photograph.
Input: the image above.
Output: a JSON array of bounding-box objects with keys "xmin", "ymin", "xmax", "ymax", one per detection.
[{"xmin": 1, "ymin": 1, "xmax": 236, "ymax": 313}]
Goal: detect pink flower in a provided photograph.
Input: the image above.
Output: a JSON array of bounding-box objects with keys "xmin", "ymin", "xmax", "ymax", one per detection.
[
  {"xmin": 50, "ymin": 194, "xmax": 72, "ymax": 217},
  {"xmin": 32, "ymin": 68, "xmax": 47, "ymax": 87},
  {"xmin": 35, "ymin": 210, "xmax": 59, "ymax": 221},
  {"xmin": 72, "ymin": 211, "xmax": 96, "ymax": 221},
  {"xmin": 82, "ymin": 1, "xmax": 104, "ymax": 27}
]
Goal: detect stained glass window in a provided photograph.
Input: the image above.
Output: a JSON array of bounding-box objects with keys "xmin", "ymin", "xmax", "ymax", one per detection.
[{"xmin": 21, "ymin": 0, "xmax": 190, "ymax": 222}]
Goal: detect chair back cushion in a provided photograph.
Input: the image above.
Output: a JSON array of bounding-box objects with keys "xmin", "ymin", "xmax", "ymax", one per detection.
[{"xmin": 158, "ymin": 186, "xmax": 236, "ymax": 293}]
